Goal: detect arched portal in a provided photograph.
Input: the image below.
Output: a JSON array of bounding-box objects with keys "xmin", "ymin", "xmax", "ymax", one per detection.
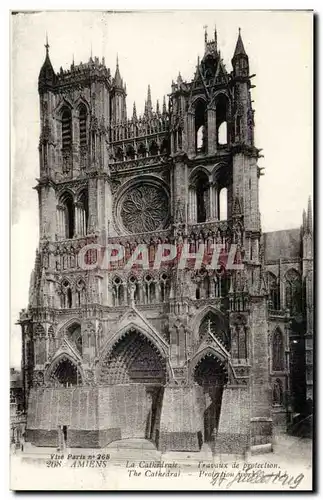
[
  {"xmin": 99, "ymin": 329, "xmax": 167, "ymax": 444},
  {"xmin": 49, "ymin": 356, "xmax": 82, "ymax": 387},
  {"xmin": 193, "ymin": 353, "xmax": 228, "ymax": 443}
]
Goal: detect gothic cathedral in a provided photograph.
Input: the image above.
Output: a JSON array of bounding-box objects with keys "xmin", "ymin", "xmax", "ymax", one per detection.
[{"xmin": 19, "ymin": 29, "xmax": 313, "ymax": 452}]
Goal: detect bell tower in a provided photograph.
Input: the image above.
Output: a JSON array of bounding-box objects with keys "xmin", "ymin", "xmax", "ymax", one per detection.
[{"xmin": 36, "ymin": 40, "xmax": 112, "ymax": 242}]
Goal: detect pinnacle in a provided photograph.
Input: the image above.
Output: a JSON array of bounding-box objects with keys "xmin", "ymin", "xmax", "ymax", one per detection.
[{"xmin": 233, "ymin": 27, "xmax": 247, "ymax": 58}]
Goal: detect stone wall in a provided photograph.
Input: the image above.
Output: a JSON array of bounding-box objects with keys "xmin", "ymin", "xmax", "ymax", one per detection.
[
  {"xmin": 216, "ymin": 386, "xmax": 250, "ymax": 453},
  {"xmin": 159, "ymin": 385, "xmax": 204, "ymax": 452}
]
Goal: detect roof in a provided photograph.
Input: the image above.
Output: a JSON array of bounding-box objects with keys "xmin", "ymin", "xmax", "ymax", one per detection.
[
  {"xmin": 233, "ymin": 30, "xmax": 247, "ymax": 58},
  {"xmin": 263, "ymin": 228, "xmax": 301, "ymax": 262}
]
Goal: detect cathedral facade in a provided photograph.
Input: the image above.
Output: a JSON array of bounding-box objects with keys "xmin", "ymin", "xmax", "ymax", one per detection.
[{"xmin": 18, "ymin": 29, "xmax": 313, "ymax": 452}]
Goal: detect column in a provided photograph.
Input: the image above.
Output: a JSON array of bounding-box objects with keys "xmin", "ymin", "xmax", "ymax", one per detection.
[
  {"xmin": 56, "ymin": 205, "xmax": 65, "ymax": 239},
  {"xmin": 209, "ymin": 183, "xmax": 214, "ymax": 220},
  {"xmin": 188, "ymin": 188, "xmax": 192, "ymax": 222},
  {"xmin": 74, "ymin": 205, "xmax": 79, "ymax": 237},
  {"xmin": 187, "ymin": 112, "xmax": 195, "ymax": 156},
  {"xmin": 191, "ymin": 189, "xmax": 197, "ymax": 222},
  {"xmin": 213, "ymin": 185, "xmax": 218, "ymax": 219},
  {"xmin": 207, "ymin": 107, "xmax": 217, "ymax": 155},
  {"xmin": 155, "ymin": 282, "xmax": 160, "ymax": 303}
]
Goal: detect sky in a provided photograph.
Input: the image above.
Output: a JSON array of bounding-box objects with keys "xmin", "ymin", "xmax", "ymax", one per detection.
[{"xmin": 10, "ymin": 10, "xmax": 313, "ymax": 368}]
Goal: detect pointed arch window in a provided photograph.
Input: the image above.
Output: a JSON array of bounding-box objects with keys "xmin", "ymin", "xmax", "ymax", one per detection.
[
  {"xmin": 194, "ymin": 171, "xmax": 209, "ymax": 223},
  {"xmin": 61, "ymin": 280, "xmax": 73, "ymax": 309},
  {"xmin": 272, "ymin": 329, "xmax": 284, "ymax": 371},
  {"xmin": 76, "ymin": 189, "xmax": 89, "ymax": 237},
  {"xmin": 61, "ymin": 107, "xmax": 72, "ymax": 149},
  {"xmin": 219, "ymin": 187, "xmax": 228, "ymax": 221},
  {"xmin": 58, "ymin": 192, "xmax": 75, "ymax": 239},
  {"xmin": 76, "ymin": 279, "xmax": 86, "ymax": 307},
  {"xmin": 285, "ymin": 269, "xmax": 302, "ymax": 315},
  {"xmin": 195, "ymin": 100, "xmax": 207, "ymax": 154},
  {"xmin": 112, "ymin": 276, "xmax": 124, "ymax": 306},
  {"xmin": 218, "ymin": 122, "xmax": 227, "ymax": 145},
  {"xmin": 216, "ymin": 94, "xmax": 229, "ymax": 146},
  {"xmin": 144, "ymin": 275, "xmax": 156, "ymax": 304},
  {"xmin": 79, "ymin": 104, "xmax": 87, "ymax": 148},
  {"xmin": 160, "ymin": 273, "xmax": 169, "ymax": 302},
  {"xmin": 129, "ymin": 276, "xmax": 140, "ymax": 304},
  {"xmin": 268, "ymin": 272, "xmax": 280, "ymax": 310},
  {"xmin": 50, "ymin": 357, "xmax": 82, "ymax": 387}
]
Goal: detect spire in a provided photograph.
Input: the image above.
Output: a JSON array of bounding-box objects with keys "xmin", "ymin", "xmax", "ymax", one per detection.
[
  {"xmin": 233, "ymin": 27, "xmax": 247, "ymax": 58},
  {"xmin": 307, "ymin": 196, "xmax": 313, "ymax": 232},
  {"xmin": 214, "ymin": 25, "xmax": 217, "ymax": 51},
  {"xmin": 45, "ymin": 32, "xmax": 49, "ymax": 56},
  {"xmin": 38, "ymin": 33, "xmax": 56, "ymax": 92},
  {"xmin": 147, "ymin": 85, "xmax": 152, "ymax": 115},
  {"xmin": 132, "ymin": 101, "xmax": 137, "ymax": 121},
  {"xmin": 162, "ymin": 95, "xmax": 167, "ymax": 115},
  {"xmin": 204, "ymin": 25, "xmax": 208, "ymax": 45},
  {"xmin": 302, "ymin": 209, "xmax": 307, "ymax": 231},
  {"xmin": 114, "ymin": 54, "xmax": 123, "ymax": 89},
  {"xmin": 177, "ymin": 72, "xmax": 183, "ymax": 85},
  {"xmin": 156, "ymin": 99, "xmax": 160, "ymax": 115}
]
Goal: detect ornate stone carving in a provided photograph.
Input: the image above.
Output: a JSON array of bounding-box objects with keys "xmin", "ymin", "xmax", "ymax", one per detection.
[
  {"xmin": 33, "ymin": 371, "xmax": 44, "ymax": 387},
  {"xmin": 120, "ymin": 184, "xmax": 169, "ymax": 233}
]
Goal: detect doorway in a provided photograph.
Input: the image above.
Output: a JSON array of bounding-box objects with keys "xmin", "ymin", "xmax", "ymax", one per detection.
[{"xmin": 194, "ymin": 354, "xmax": 228, "ymax": 443}]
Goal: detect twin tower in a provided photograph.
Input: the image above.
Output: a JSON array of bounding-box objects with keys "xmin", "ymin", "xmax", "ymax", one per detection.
[{"xmin": 19, "ymin": 29, "xmax": 273, "ymax": 453}]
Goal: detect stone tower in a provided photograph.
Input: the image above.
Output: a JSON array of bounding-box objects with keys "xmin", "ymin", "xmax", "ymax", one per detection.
[{"xmin": 19, "ymin": 29, "xmax": 278, "ymax": 452}]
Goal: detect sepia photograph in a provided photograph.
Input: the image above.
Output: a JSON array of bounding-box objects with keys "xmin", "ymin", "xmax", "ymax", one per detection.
[{"xmin": 10, "ymin": 9, "xmax": 313, "ymax": 491}]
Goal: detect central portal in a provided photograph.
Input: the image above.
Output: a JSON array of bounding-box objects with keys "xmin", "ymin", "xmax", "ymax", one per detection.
[{"xmin": 99, "ymin": 329, "xmax": 166, "ymax": 445}]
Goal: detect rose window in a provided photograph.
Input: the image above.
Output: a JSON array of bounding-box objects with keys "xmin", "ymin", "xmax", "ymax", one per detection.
[{"xmin": 120, "ymin": 184, "xmax": 169, "ymax": 233}]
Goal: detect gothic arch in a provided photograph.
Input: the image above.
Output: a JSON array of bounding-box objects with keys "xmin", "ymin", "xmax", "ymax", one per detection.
[
  {"xmin": 57, "ymin": 186, "xmax": 76, "ymax": 200},
  {"xmin": 45, "ymin": 352, "xmax": 84, "ymax": 386},
  {"xmin": 58, "ymin": 189, "xmax": 75, "ymax": 203},
  {"xmin": 284, "ymin": 268, "xmax": 302, "ymax": 314},
  {"xmin": 57, "ymin": 317, "xmax": 83, "ymax": 339},
  {"xmin": 192, "ymin": 305, "xmax": 228, "ymax": 338},
  {"xmin": 284, "ymin": 268, "xmax": 301, "ymax": 282},
  {"xmin": 75, "ymin": 96, "xmax": 90, "ymax": 114},
  {"xmin": 188, "ymin": 346, "xmax": 235, "ymax": 384},
  {"xmin": 191, "ymin": 95, "xmax": 208, "ymax": 107},
  {"xmin": 58, "ymin": 191, "xmax": 75, "ymax": 239},
  {"xmin": 99, "ymin": 322, "xmax": 169, "ymax": 363},
  {"xmin": 189, "ymin": 165, "xmax": 211, "ymax": 183},
  {"xmin": 267, "ymin": 271, "xmax": 280, "ymax": 309},
  {"xmin": 211, "ymin": 89, "xmax": 231, "ymax": 105},
  {"xmin": 54, "ymin": 97, "xmax": 73, "ymax": 118},
  {"xmin": 211, "ymin": 162, "xmax": 230, "ymax": 181},
  {"xmin": 97, "ymin": 322, "xmax": 171, "ymax": 380}
]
